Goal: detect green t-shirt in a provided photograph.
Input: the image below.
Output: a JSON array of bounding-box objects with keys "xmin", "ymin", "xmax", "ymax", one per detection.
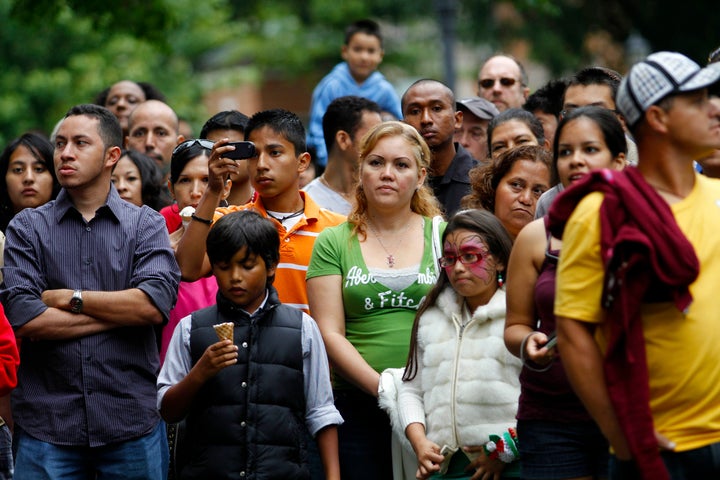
[{"xmin": 307, "ymin": 218, "xmax": 440, "ymax": 388}]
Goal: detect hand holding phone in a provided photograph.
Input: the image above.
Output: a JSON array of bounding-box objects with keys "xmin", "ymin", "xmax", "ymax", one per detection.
[
  {"xmin": 544, "ymin": 332, "xmax": 557, "ymax": 351},
  {"xmin": 222, "ymin": 141, "xmax": 256, "ymax": 160}
]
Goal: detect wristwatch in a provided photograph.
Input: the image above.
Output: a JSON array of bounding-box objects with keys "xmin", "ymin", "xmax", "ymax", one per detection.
[{"xmin": 70, "ymin": 289, "xmax": 83, "ymax": 314}]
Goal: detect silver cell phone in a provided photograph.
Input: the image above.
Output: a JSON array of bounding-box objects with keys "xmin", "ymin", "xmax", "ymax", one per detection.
[{"xmin": 544, "ymin": 332, "xmax": 558, "ymax": 350}]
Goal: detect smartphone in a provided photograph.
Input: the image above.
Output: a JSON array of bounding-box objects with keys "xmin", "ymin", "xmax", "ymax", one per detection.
[
  {"xmin": 544, "ymin": 332, "xmax": 558, "ymax": 351},
  {"xmin": 222, "ymin": 141, "xmax": 256, "ymax": 160}
]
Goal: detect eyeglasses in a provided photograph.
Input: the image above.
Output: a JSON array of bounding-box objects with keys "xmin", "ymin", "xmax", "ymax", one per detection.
[
  {"xmin": 439, "ymin": 252, "xmax": 485, "ymax": 269},
  {"xmin": 172, "ymin": 139, "xmax": 215, "ymax": 156},
  {"xmin": 479, "ymin": 77, "xmax": 520, "ymax": 89}
]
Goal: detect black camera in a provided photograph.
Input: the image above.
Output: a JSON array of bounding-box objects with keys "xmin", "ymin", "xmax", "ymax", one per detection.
[{"xmin": 222, "ymin": 141, "xmax": 256, "ymax": 160}]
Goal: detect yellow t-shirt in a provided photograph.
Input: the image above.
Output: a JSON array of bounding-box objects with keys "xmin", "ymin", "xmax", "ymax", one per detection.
[{"xmin": 555, "ymin": 173, "xmax": 720, "ymax": 452}]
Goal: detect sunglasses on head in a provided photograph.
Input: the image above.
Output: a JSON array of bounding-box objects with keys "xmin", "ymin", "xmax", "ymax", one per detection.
[
  {"xmin": 479, "ymin": 77, "xmax": 520, "ymax": 89},
  {"xmin": 172, "ymin": 139, "xmax": 214, "ymax": 157}
]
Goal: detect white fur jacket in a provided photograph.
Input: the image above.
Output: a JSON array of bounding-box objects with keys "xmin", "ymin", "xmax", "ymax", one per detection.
[{"xmin": 392, "ymin": 286, "xmax": 521, "ymax": 450}]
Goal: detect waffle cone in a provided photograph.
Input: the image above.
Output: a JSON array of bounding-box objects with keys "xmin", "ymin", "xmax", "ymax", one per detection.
[{"xmin": 213, "ymin": 322, "xmax": 234, "ymax": 342}]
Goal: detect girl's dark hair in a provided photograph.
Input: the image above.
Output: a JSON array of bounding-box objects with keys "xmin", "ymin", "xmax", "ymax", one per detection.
[
  {"xmin": 115, "ymin": 150, "xmax": 168, "ymax": 211},
  {"xmin": 462, "ymin": 144, "xmax": 553, "ymax": 212},
  {"xmin": 552, "ymin": 106, "xmax": 627, "ymax": 171},
  {"xmin": 486, "ymin": 107, "xmax": 545, "ymax": 156},
  {"xmin": 403, "ymin": 209, "xmax": 513, "ymax": 381},
  {"xmin": 0, "ymin": 132, "xmax": 60, "ymax": 231},
  {"xmin": 207, "ymin": 210, "xmax": 280, "ymax": 285},
  {"xmin": 169, "ymin": 141, "xmax": 212, "ymax": 185}
]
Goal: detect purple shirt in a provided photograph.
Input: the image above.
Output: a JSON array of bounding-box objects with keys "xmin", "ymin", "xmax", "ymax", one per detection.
[{"xmin": 0, "ymin": 186, "xmax": 180, "ymax": 447}]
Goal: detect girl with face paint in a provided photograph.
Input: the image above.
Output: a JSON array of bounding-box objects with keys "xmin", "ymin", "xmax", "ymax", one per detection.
[{"xmin": 388, "ymin": 210, "xmax": 522, "ymax": 479}]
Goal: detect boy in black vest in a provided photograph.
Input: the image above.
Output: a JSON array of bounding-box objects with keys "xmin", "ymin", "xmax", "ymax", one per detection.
[{"xmin": 158, "ymin": 210, "xmax": 342, "ymax": 479}]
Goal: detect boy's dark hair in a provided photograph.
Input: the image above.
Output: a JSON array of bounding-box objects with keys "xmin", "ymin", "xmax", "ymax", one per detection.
[
  {"xmin": 322, "ymin": 96, "xmax": 382, "ymax": 153},
  {"xmin": 524, "ymin": 78, "xmax": 568, "ymax": 117},
  {"xmin": 563, "ymin": 67, "xmax": 622, "ymax": 106},
  {"xmin": 244, "ymin": 109, "xmax": 306, "ymax": 157},
  {"xmin": 200, "ymin": 110, "xmax": 250, "ymax": 139},
  {"xmin": 65, "ymin": 104, "xmax": 123, "ymax": 149},
  {"xmin": 344, "ymin": 19, "xmax": 382, "ymax": 47},
  {"xmin": 207, "ymin": 210, "xmax": 280, "ymax": 285}
]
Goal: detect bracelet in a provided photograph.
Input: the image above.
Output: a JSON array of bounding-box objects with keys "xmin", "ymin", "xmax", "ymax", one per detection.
[
  {"xmin": 483, "ymin": 428, "xmax": 519, "ymax": 463},
  {"xmin": 190, "ymin": 213, "xmax": 213, "ymax": 225},
  {"xmin": 520, "ymin": 331, "xmax": 553, "ymax": 373}
]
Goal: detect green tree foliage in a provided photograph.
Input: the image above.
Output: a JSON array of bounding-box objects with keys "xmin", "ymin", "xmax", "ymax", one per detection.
[{"xmin": 0, "ymin": 0, "xmax": 715, "ymax": 146}]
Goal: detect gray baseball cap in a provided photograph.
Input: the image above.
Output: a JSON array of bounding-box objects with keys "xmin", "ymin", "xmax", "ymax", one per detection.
[
  {"xmin": 456, "ymin": 97, "xmax": 499, "ymax": 120},
  {"xmin": 617, "ymin": 51, "xmax": 720, "ymax": 127}
]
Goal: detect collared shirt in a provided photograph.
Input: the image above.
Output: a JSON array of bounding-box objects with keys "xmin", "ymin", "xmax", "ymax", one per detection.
[
  {"xmin": 214, "ymin": 192, "xmax": 346, "ymax": 313},
  {"xmin": 0, "ymin": 187, "xmax": 180, "ymax": 447},
  {"xmin": 157, "ymin": 290, "xmax": 343, "ymax": 437},
  {"xmin": 428, "ymin": 144, "xmax": 478, "ymax": 218}
]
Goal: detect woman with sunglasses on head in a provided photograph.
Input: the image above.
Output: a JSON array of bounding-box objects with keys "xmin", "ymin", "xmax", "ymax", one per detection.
[
  {"xmin": 504, "ymin": 107, "xmax": 627, "ymax": 480},
  {"xmin": 159, "ymin": 138, "xmax": 231, "ymax": 362},
  {"xmin": 393, "ymin": 209, "xmax": 521, "ymax": 479}
]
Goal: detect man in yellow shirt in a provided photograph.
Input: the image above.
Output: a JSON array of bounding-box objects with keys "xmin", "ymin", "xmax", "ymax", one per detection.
[{"xmin": 554, "ymin": 52, "xmax": 720, "ymax": 479}]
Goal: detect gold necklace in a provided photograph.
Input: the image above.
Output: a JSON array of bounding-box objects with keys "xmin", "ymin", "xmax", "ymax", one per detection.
[{"xmin": 367, "ymin": 217, "xmax": 414, "ymax": 268}]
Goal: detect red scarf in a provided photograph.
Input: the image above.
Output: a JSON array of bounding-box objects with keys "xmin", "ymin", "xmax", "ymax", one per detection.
[{"xmin": 548, "ymin": 167, "xmax": 699, "ymax": 480}]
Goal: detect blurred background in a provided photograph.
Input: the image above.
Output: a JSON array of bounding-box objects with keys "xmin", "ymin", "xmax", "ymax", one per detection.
[{"xmin": 0, "ymin": 0, "xmax": 715, "ymax": 145}]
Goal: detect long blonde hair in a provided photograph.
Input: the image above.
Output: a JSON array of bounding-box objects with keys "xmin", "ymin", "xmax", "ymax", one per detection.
[{"xmin": 348, "ymin": 121, "xmax": 442, "ymax": 239}]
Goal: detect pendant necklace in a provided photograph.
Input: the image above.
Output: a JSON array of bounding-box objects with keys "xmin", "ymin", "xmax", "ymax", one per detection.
[
  {"xmin": 266, "ymin": 207, "xmax": 304, "ymax": 224},
  {"xmin": 368, "ymin": 217, "xmax": 414, "ymax": 268}
]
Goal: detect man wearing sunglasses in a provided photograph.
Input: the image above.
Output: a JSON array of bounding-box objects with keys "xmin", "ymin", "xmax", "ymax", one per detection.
[{"xmin": 477, "ymin": 54, "xmax": 530, "ymax": 112}]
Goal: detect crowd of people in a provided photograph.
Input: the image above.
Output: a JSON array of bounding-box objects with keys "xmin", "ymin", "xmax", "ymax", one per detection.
[{"xmin": 0, "ymin": 17, "xmax": 720, "ymax": 480}]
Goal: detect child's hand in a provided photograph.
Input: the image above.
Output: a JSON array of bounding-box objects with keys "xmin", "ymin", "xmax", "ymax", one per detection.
[
  {"xmin": 463, "ymin": 446, "xmax": 506, "ymax": 480},
  {"xmin": 196, "ymin": 339, "xmax": 238, "ymax": 380},
  {"xmin": 412, "ymin": 438, "xmax": 444, "ymax": 479}
]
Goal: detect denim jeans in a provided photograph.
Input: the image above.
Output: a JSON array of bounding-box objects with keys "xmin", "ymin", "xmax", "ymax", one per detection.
[
  {"xmin": 610, "ymin": 441, "xmax": 720, "ymax": 480},
  {"xmin": 14, "ymin": 421, "xmax": 168, "ymax": 480},
  {"xmin": 0, "ymin": 423, "xmax": 12, "ymax": 480}
]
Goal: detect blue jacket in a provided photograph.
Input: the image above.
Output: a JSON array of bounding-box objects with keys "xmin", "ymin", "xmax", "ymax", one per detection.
[{"xmin": 307, "ymin": 62, "xmax": 402, "ymax": 166}]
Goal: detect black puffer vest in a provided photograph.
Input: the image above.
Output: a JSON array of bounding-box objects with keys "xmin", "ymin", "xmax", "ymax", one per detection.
[{"xmin": 182, "ymin": 289, "xmax": 309, "ymax": 480}]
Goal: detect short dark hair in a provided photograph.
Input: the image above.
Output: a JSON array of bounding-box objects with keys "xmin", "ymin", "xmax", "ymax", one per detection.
[
  {"xmin": 244, "ymin": 109, "xmax": 306, "ymax": 157},
  {"xmin": 344, "ymin": 19, "xmax": 382, "ymax": 46},
  {"xmin": 401, "ymin": 78, "xmax": 455, "ymax": 114},
  {"xmin": 524, "ymin": 78, "xmax": 568, "ymax": 117},
  {"xmin": 64, "ymin": 104, "xmax": 123, "ymax": 149},
  {"xmin": 0, "ymin": 132, "xmax": 60, "ymax": 231},
  {"xmin": 114, "ymin": 150, "xmax": 168, "ymax": 211},
  {"xmin": 206, "ymin": 210, "xmax": 280, "ymax": 285},
  {"xmin": 563, "ymin": 67, "xmax": 622, "ymax": 106},
  {"xmin": 322, "ymin": 96, "xmax": 382, "ymax": 153},
  {"xmin": 200, "ymin": 110, "xmax": 250, "ymax": 139},
  {"xmin": 487, "ymin": 108, "xmax": 545, "ymax": 156}
]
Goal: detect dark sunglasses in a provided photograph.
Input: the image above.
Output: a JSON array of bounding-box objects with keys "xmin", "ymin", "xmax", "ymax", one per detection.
[
  {"xmin": 172, "ymin": 139, "xmax": 214, "ymax": 156},
  {"xmin": 479, "ymin": 77, "xmax": 520, "ymax": 89}
]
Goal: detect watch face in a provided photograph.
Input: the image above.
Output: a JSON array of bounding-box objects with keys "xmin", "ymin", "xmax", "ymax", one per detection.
[{"xmin": 70, "ymin": 291, "xmax": 83, "ymax": 313}]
